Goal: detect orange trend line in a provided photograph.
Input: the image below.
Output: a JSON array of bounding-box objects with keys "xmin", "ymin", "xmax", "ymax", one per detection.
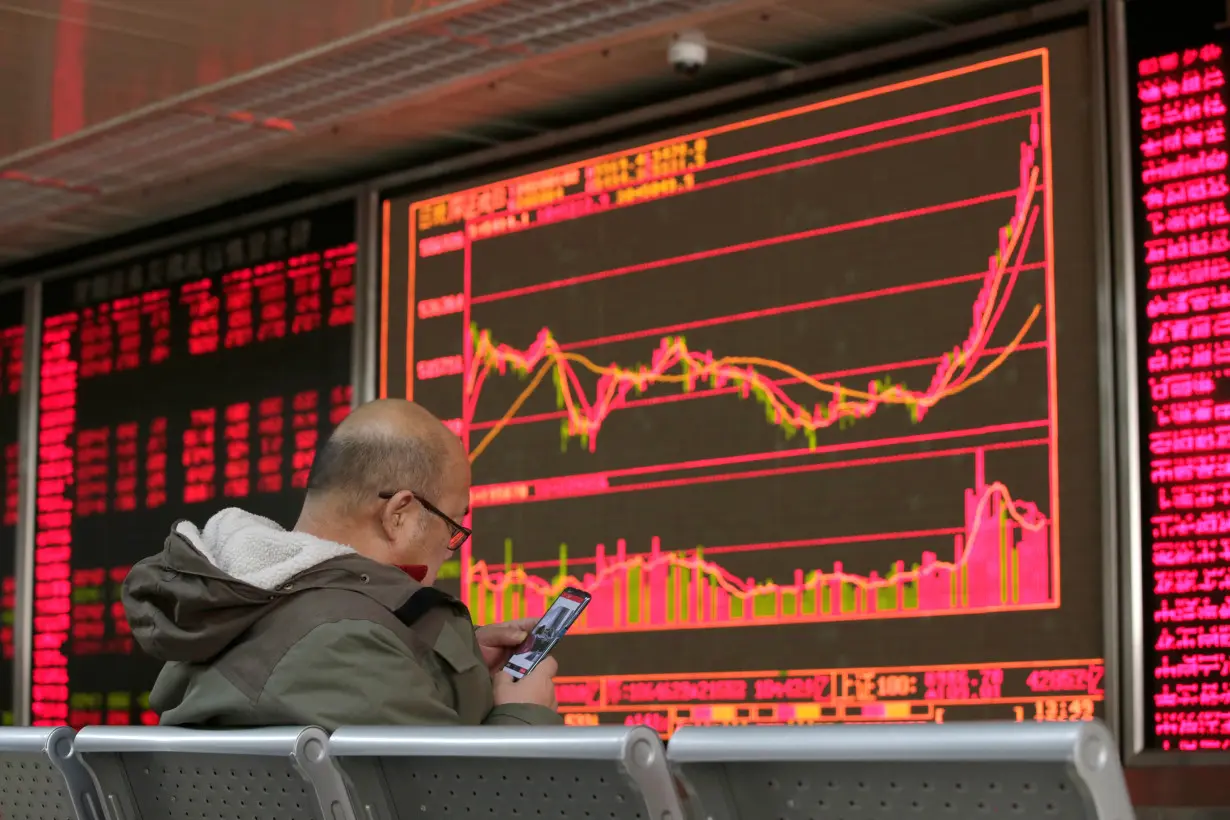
[{"xmin": 470, "ymin": 479, "xmax": 1044, "ymax": 600}]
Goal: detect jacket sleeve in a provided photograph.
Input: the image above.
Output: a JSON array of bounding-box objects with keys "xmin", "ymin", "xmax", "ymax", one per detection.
[
  {"xmin": 262, "ymin": 619, "xmax": 564, "ymax": 728},
  {"xmin": 485, "ymin": 703, "xmax": 564, "ymax": 726}
]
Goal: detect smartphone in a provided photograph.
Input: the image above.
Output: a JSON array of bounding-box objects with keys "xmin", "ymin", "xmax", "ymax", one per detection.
[{"xmin": 503, "ymin": 587, "xmax": 591, "ymax": 680}]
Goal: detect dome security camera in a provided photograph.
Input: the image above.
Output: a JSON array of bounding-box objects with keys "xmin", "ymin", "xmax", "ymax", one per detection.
[{"xmin": 669, "ymin": 30, "xmax": 708, "ymax": 76}]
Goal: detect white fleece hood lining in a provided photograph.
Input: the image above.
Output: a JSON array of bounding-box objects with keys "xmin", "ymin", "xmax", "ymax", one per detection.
[{"xmin": 174, "ymin": 507, "xmax": 355, "ymax": 591}]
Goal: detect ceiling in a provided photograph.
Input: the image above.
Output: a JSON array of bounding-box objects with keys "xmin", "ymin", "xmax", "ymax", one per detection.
[{"xmin": 0, "ymin": 0, "xmax": 1053, "ymax": 270}]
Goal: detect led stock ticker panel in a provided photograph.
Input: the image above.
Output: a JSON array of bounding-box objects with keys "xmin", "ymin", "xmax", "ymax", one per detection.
[
  {"xmin": 1127, "ymin": 0, "xmax": 1230, "ymax": 754},
  {"xmin": 31, "ymin": 201, "xmax": 356, "ymax": 727},
  {"xmin": 382, "ymin": 32, "xmax": 1106, "ymax": 734}
]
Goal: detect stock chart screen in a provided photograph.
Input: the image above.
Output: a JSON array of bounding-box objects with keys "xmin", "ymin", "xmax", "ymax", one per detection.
[
  {"xmin": 1126, "ymin": 0, "xmax": 1230, "ymax": 753},
  {"xmin": 31, "ymin": 200, "xmax": 356, "ymax": 727},
  {"xmin": 0, "ymin": 290, "xmax": 21, "ymax": 725},
  {"xmin": 381, "ymin": 30, "xmax": 1107, "ymax": 736}
]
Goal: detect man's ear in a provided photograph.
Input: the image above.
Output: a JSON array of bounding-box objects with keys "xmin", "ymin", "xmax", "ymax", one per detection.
[{"xmin": 379, "ymin": 490, "xmax": 415, "ymax": 540}]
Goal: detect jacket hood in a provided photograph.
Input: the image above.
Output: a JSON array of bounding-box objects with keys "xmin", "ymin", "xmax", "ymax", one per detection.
[{"xmin": 123, "ymin": 508, "xmax": 392, "ymax": 664}]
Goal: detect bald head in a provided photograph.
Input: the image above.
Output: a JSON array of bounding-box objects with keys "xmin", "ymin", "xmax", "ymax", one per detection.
[{"xmin": 306, "ymin": 399, "xmax": 466, "ymax": 515}]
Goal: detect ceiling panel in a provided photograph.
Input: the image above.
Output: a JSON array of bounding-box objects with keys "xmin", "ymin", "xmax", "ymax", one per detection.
[{"xmin": 0, "ymin": 0, "xmax": 1056, "ymax": 268}]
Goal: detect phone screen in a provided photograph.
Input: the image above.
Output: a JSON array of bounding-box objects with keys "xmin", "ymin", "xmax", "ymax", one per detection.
[{"xmin": 503, "ymin": 588, "xmax": 591, "ymax": 679}]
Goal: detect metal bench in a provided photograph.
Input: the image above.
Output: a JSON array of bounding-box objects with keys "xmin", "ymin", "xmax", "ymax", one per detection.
[
  {"xmin": 666, "ymin": 720, "xmax": 1135, "ymax": 820},
  {"xmin": 73, "ymin": 726, "xmax": 354, "ymax": 820},
  {"xmin": 0, "ymin": 726, "xmax": 101, "ymax": 820},
  {"xmin": 329, "ymin": 724, "xmax": 686, "ymax": 819}
]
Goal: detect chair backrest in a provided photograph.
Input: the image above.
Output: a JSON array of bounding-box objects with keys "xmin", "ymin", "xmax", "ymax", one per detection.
[
  {"xmin": 0, "ymin": 726, "xmax": 102, "ymax": 820},
  {"xmin": 666, "ymin": 720, "xmax": 1135, "ymax": 820},
  {"xmin": 73, "ymin": 726, "xmax": 354, "ymax": 820},
  {"xmin": 329, "ymin": 724, "xmax": 685, "ymax": 820}
]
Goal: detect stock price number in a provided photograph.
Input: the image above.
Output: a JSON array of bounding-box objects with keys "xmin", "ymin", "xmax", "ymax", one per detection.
[
  {"xmin": 923, "ymin": 668, "xmax": 1004, "ymax": 701},
  {"xmin": 563, "ymin": 713, "xmax": 599, "ymax": 726},
  {"xmin": 1014, "ymin": 698, "xmax": 1096, "ymax": 723},
  {"xmin": 590, "ymin": 156, "xmax": 646, "ymax": 192},
  {"xmin": 648, "ymin": 139, "xmax": 708, "ymax": 176}
]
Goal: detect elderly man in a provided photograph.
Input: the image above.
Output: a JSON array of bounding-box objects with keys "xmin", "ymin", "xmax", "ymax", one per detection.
[{"xmin": 123, "ymin": 399, "xmax": 561, "ymax": 728}]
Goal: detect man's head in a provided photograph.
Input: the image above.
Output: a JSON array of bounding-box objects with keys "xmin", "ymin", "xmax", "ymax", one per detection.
[{"xmin": 297, "ymin": 398, "xmax": 470, "ymax": 584}]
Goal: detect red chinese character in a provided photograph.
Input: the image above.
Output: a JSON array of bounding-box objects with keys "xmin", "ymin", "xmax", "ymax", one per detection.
[
  {"xmin": 1213, "ymin": 202, "xmax": 1230, "ymax": 229},
  {"xmin": 1149, "ymin": 211, "xmax": 1168, "ymax": 235},
  {"xmin": 1187, "ymin": 177, "xmax": 1208, "ymax": 203},
  {"xmin": 1202, "ymin": 44, "xmax": 1224, "ymax": 64},
  {"xmin": 1141, "ymin": 57, "xmax": 1161, "ymax": 76},
  {"xmin": 1144, "ymin": 105, "xmax": 1163, "ymax": 130}
]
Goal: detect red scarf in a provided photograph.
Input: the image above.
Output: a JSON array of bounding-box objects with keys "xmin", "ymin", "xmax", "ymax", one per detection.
[{"xmin": 397, "ymin": 565, "xmax": 429, "ymax": 582}]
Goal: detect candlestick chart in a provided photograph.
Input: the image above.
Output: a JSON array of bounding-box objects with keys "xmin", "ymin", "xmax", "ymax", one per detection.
[{"xmin": 382, "ymin": 40, "xmax": 1111, "ymax": 729}]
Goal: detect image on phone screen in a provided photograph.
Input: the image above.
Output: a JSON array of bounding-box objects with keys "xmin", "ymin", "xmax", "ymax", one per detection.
[{"xmin": 504, "ymin": 588, "xmax": 590, "ymax": 679}]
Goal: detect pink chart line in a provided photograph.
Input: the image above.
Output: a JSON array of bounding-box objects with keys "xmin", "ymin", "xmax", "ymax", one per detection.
[
  {"xmin": 472, "ymin": 165, "xmax": 1035, "ymax": 306},
  {"xmin": 470, "ymin": 438, "xmax": 1051, "ymax": 508},
  {"xmin": 609, "ymin": 439, "xmax": 1049, "ymax": 497},
  {"xmin": 519, "ymin": 419, "xmax": 1048, "ymax": 482}
]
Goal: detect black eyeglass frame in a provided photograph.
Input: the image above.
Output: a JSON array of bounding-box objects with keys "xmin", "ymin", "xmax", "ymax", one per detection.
[{"xmin": 378, "ymin": 490, "xmax": 471, "ymax": 551}]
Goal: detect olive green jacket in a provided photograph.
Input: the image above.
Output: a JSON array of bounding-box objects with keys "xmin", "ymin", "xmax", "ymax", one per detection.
[{"xmin": 122, "ymin": 509, "xmax": 560, "ymax": 730}]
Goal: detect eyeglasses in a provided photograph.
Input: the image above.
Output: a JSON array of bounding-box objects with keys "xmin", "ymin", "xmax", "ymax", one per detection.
[{"xmin": 378, "ymin": 491, "xmax": 471, "ymax": 551}]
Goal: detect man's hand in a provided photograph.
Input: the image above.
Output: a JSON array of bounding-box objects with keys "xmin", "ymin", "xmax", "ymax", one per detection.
[
  {"xmin": 475, "ymin": 617, "xmax": 538, "ymax": 674},
  {"xmin": 492, "ymin": 656, "xmax": 559, "ymax": 712}
]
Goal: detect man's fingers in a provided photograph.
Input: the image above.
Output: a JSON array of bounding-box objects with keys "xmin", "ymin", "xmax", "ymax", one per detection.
[
  {"xmin": 481, "ymin": 623, "xmax": 529, "ymax": 645},
  {"xmin": 533, "ymin": 655, "xmax": 559, "ymax": 678},
  {"xmin": 505, "ymin": 617, "xmax": 539, "ymax": 632}
]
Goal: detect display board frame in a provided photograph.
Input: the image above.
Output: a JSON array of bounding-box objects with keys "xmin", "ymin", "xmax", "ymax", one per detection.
[
  {"xmin": 1108, "ymin": 0, "xmax": 1230, "ymax": 767},
  {"xmin": 3, "ymin": 281, "xmax": 34, "ymax": 729},
  {"xmin": 6, "ymin": 187, "xmax": 373, "ymax": 725},
  {"xmin": 369, "ymin": 0, "xmax": 1119, "ymax": 739}
]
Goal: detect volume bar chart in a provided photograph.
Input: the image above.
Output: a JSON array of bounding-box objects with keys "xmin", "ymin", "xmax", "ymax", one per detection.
[{"xmin": 469, "ymin": 449, "xmax": 1053, "ymax": 631}]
